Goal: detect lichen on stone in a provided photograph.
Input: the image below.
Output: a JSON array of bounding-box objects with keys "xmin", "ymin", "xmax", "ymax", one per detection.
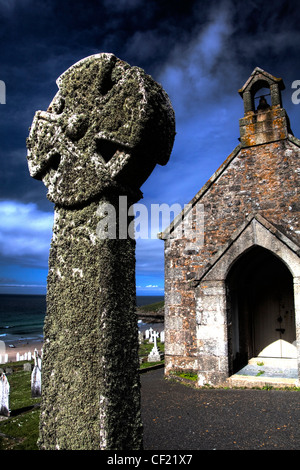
[
  {"xmin": 27, "ymin": 53, "xmax": 175, "ymax": 450},
  {"xmin": 26, "ymin": 53, "xmax": 175, "ymax": 208}
]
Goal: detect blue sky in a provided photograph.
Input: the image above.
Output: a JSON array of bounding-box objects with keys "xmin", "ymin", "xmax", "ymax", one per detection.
[{"xmin": 0, "ymin": 0, "xmax": 300, "ymax": 296}]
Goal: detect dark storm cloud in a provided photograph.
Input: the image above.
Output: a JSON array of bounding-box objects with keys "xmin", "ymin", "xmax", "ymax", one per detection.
[{"xmin": 0, "ymin": 0, "xmax": 203, "ymax": 206}]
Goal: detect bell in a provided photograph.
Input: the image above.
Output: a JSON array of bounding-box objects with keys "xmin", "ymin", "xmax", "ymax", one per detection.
[{"xmin": 257, "ymin": 95, "xmax": 270, "ymax": 111}]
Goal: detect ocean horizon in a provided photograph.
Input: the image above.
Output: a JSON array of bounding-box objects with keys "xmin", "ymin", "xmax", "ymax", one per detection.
[{"xmin": 0, "ymin": 294, "xmax": 164, "ymax": 344}]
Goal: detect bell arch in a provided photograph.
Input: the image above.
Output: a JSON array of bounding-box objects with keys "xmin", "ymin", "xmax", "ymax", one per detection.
[{"xmin": 238, "ymin": 67, "xmax": 285, "ymax": 114}]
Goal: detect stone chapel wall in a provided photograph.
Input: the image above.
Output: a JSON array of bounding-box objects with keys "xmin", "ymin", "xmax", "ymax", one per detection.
[{"xmin": 164, "ymin": 137, "xmax": 300, "ymax": 374}]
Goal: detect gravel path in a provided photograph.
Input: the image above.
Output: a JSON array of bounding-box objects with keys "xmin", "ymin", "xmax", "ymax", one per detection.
[{"xmin": 141, "ymin": 368, "xmax": 300, "ymax": 450}]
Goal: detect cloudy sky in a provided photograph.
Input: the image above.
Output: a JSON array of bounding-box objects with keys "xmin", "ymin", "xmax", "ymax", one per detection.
[{"xmin": 0, "ymin": 0, "xmax": 300, "ymax": 296}]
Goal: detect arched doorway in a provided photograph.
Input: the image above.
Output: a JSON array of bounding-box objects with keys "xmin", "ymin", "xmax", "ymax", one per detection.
[
  {"xmin": 227, "ymin": 246, "xmax": 296, "ymax": 374},
  {"xmin": 195, "ymin": 215, "xmax": 300, "ymax": 385}
]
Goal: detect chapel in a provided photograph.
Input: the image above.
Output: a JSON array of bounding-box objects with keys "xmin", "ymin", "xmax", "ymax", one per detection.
[{"xmin": 160, "ymin": 67, "xmax": 300, "ymax": 386}]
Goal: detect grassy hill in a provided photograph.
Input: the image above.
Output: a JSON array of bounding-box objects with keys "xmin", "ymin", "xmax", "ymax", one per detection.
[{"xmin": 136, "ymin": 300, "xmax": 164, "ymax": 322}]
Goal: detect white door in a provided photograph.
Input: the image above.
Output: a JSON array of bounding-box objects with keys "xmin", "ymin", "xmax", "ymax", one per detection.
[{"xmin": 253, "ymin": 280, "xmax": 296, "ymax": 358}]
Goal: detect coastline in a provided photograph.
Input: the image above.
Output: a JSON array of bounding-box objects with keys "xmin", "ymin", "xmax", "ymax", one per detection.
[
  {"xmin": 2, "ymin": 339, "xmax": 43, "ymax": 363},
  {"xmin": 0, "ymin": 295, "xmax": 164, "ymax": 364},
  {"xmin": 2, "ymin": 319, "xmax": 164, "ymax": 363},
  {"xmin": 136, "ymin": 299, "xmax": 164, "ymax": 324}
]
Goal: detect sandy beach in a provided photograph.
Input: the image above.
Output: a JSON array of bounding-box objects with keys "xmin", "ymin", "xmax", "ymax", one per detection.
[
  {"xmin": 2, "ymin": 339, "xmax": 43, "ymax": 363},
  {"xmin": 0, "ymin": 315, "xmax": 162, "ymax": 364},
  {"xmin": 1, "ymin": 323, "xmax": 162, "ymax": 364}
]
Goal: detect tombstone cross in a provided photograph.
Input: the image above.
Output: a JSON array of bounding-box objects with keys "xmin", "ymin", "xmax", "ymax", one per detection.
[
  {"xmin": 26, "ymin": 53, "xmax": 175, "ymax": 450},
  {"xmin": 153, "ymin": 330, "xmax": 159, "ymax": 349}
]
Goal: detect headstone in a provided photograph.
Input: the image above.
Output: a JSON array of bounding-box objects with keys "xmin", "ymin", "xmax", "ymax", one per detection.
[
  {"xmin": 160, "ymin": 330, "xmax": 165, "ymax": 343},
  {"xmin": 31, "ymin": 349, "xmax": 42, "ymax": 397},
  {"xmin": 148, "ymin": 327, "xmax": 154, "ymax": 342},
  {"xmin": 0, "ymin": 341, "xmax": 5, "ymax": 364},
  {"xmin": 26, "ymin": 53, "xmax": 175, "ymax": 450},
  {"xmin": 148, "ymin": 330, "xmax": 164, "ymax": 362},
  {"xmin": 24, "ymin": 362, "xmax": 32, "ymax": 372},
  {"xmin": 138, "ymin": 331, "xmax": 143, "ymax": 345},
  {"xmin": 0, "ymin": 373, "xmax": 10, "ymax": 417}
]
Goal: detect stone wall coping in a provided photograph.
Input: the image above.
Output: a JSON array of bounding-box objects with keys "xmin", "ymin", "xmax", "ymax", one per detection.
[{"xmin": 159, "ymin": 133, "xmax": 300, "ymax": 241}]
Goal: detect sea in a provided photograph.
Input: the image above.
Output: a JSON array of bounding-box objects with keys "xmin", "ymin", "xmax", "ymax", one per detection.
[{"xmin": 0, "ymin": 294, "xmax": 164, "ymax": 345}]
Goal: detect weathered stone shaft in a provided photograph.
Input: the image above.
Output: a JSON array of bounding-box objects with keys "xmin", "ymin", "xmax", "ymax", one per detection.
[
  {"xmin": 38, "ymin": 197, "xmax": 143, "ymax": 450},
  {"xmin": 26, "ymin": 53, "xmax": 175, "ymax": 450}
]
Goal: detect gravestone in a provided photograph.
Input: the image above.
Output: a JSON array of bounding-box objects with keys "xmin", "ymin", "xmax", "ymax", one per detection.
[
  {"xmin": 0, "ymin": 373, "xmax": 10, "ymax": 417},
  {"xmin": 31, "ymin": 349, "xmax": 42, "ymax": 397},
  {"xmin": 148, "ymin": 327, "xmax": 154, "ymax": 342},
  {"xmin": 0, "ymin": 341, "xmax": 7, "ymax": 365},
  {"xmin": 26, "ymin": 53, "xmax": 175, "ymax": 450},
  {"xmin": 138, "ymin": 331, "xmax": 143, "ymax": 344}
]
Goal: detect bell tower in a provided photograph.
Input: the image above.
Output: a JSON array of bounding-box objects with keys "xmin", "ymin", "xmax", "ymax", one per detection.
[{"xmin": 238, "ymin": 67, "xmax": 293, "ymax": 147}]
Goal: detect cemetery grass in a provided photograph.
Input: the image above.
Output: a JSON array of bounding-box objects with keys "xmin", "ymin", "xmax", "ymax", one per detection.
[
  {"xmin": 139, "ymin": 339, "xmax": 164, "ymax": 369},
  {"xmin": 0, "ymin": 339, "xmax": 164, "ymax": 450},
  {"xmin": 0, "ymin": 361, "xmax": 41, "ymax": 450}
]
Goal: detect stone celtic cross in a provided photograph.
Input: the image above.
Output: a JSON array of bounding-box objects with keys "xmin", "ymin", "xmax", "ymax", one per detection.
[{"xmin": 26, "ymin": 53, "xmax": 175, "ymax": 450}]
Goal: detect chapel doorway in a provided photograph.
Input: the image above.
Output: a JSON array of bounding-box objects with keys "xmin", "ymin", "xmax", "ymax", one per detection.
[{"xmin": 226, "ymin": 246, "xmax": 296, "ymax": 374}]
